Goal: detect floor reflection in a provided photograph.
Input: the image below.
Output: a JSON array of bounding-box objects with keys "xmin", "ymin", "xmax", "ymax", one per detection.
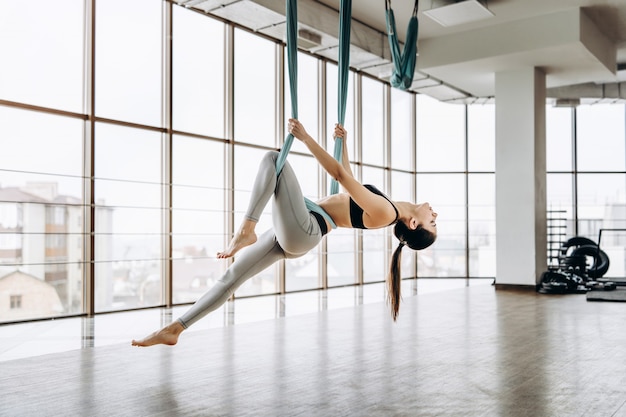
[{"xmin": 0, "ymin": 279, "xmax": 492, "ymax": 362}]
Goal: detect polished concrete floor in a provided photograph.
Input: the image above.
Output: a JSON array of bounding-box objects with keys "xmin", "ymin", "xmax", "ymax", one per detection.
[{"xmin": 2, "ymin": 280, "xmax": 626, "ymax": 417}]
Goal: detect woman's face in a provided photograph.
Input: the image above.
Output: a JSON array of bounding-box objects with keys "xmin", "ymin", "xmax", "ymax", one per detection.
[{"xmin": 415, "ymin": 202, "xmax": 437, "ymax": 234}]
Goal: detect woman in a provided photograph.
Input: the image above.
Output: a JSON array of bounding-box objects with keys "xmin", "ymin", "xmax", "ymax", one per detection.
[{"xmin": 132, "ymin": 119, "xmax": 437, "ymax": 347}]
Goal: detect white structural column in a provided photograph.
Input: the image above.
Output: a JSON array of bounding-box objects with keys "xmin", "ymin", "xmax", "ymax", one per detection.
[{"xmin": 495, "ymin": 68, "xmax": 547, "ymax": 287}]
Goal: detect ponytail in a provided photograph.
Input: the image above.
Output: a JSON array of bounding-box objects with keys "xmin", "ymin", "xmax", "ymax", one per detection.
[
  {"xmin": 387, "ymin": 241, "xmax": 405, "ymax": 321},
  {"xmin": 387, "ymin": 221, "xmax": 437, "ymax": 321}
]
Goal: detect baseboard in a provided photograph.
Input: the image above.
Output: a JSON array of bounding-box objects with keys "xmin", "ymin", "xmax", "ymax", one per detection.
[{"xmin": 494, "ymin": 283, "xmax": 537, "ymax": 292}]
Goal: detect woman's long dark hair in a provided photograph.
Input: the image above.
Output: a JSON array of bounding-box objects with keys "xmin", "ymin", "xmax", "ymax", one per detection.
[{"xmin": 387, "ymin": 221, "xmax": 436, "ymax": 321}]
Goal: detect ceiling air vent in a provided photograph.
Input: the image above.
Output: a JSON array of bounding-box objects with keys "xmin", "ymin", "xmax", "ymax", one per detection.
[
  {"xmin": 554, "ymin": 98, "xmax": 580, "ymax": 108},
  {"xmin": 424, "ymin": 0, "xmax": 494, "ymax": 27},
  {"xmin": 297, "ymin": 29, "xmax": 322, "ymax": 50}
]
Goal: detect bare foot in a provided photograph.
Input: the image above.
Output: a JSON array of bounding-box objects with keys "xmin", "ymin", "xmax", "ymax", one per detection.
[
  {"xmin": 131, "ymin": 321, "xmax": 184, "ymax": 347},
  {"xmin": 217, "ymin": 231, "xmax": 257, "ymax": 259}
]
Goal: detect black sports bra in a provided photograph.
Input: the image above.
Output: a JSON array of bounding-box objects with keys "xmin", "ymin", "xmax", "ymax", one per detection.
[{"xmin": 349, "ymin": 185, "xmax": 399, "ymax": 229}]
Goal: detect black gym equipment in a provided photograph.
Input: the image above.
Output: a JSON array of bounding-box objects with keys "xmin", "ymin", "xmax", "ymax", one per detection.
[
  {"xmin": 538, "ymin": 235, "xmax": 611, "ymax": 294},
  {"xmin": 570, "ymin": 245, "xmax": 610, "ymax": 278}
]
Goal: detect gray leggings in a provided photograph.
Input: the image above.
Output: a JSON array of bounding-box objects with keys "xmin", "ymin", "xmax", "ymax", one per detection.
[{"xmin": 177, "ymin": 151, "xmax": 325, "ymax": 328}]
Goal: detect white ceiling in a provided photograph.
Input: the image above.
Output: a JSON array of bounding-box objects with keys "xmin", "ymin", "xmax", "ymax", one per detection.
[
  {"xmin": 317, "ymin": 0, "xmax": 626, "ymax": 97},
  {"xmin": 177, "ymin": 0, "xmax": 626, "ymax": 101}
]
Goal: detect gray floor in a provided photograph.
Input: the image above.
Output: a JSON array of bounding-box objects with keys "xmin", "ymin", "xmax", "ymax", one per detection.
[{"xmin": 2, "ymin": 284, "xmax": 626, "ymax": 417}]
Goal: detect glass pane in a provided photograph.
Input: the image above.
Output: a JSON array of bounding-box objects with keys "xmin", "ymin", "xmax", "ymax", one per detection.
[
  {"xmin": 391, "ymin": 171, "xmax": 415, "ymax": 278},
  {"xmin": 546, "ymin": 173, "xmax": 574, "ymax": 268},
  {"xmin": 0, "ymin": 0, "xmax": 84, "ymax": 112},
  {"xmin": 172, "ymin": 135, "xmax": 225, "ymax": 304},
  {"xmin": 326, "ymin": 62, "xmax": 355, "ymax": 170},
  {"xmin": 96, "ymin": 0, "xmax": 162, "ymax": 126},
  {"xmin": 0, "ymin": 108, "xmax": 84, "ymax": 183},
  {"xmin": 546, "ymin": 106, "xmax": 573, "ymax": 172},
  {"xmin": 286, "ymin": 251, "xmax": 320, "ymax": 292},
  {"xmin": 234, "ymin": 29, "xmax": 276, "ymax": 147},
  {"xmin": 546, "ymin": 173, "xmax": 574, "ymax": 225},
  {"xmin": 327, "ymin": 229, "xmax": 356, "ymax": 287},
  {"xmin": 390, "ymin": 88, "xmax": 413, "ymax": 171},
  {"xmin": 284, "ymin": 52, "xmax": 319, "ymax": 155},
  {"xmin": 362, "ymin": 167, "xmax": 386, "ymax": 283},
  {"xmin": 577, "ymin": 174, "xmax": 626, "ymax": 278},
  {"xmin": 234, "ymin": 147, "xmax": 273, "ymax": 232},
  {"xmin": 417, "ymin": 95, "xmax": 465, "ymax": 172},
  {"xmin": 468, "ymin": 104, "xmax": 495, "ymax": 172},
  {"xmin": 172, "ymin": 7, "xmax": 225, "ymax": 138},
  {"xmin": 290, "ymin": 154, "xmax": 319, "ymax": 204},
  {"xmin": 233, "ymin": 146, "xmax": 277, "ymax": 296},
  {"xmin": 468, "ymin": 174, "xmax": 495, "ymax": 277},
  {"xmin": 577, "ymin": 104, "xmax": 625, "ymax": 172},
  {"xmin": 577, "ymin": 173, "xmax": 626, "ymax": 237},
  {"xmin": 390, "ymin": 171, "xmax": 413, "ymax": 202},
  {"xmin": 286, "ymin": 154, "xmax": 320, "ymax": 292},
  {"xmin": 361, "ymin": 77, "xmax": 385, "ymax": 167},
  {"xmin": 94, "ymin": 123, "xmax": 163, "ymax": 312},
  {"xmin": 416, "ymin": 174, "xmax": 465, "ymax": 277},
  {"xmin": 0, "ymin": 108, "xmax": 84, "ymax": 322}
]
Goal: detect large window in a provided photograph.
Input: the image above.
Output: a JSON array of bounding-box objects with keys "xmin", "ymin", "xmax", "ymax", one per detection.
[
  {"xmin": 546, "ymin": 103, "xmax": 626, "ymax": 278},
  {"xmin": 9, "ymin": 1, "xmax": 626, "ymax": 324}
]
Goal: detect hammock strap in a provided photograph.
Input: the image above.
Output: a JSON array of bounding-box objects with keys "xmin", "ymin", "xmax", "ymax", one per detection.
[
  {"xmin": 275, "ymin": 0, "xmax": 298, "ymax": 175},
  {"xmin": 275, "ymin": 0, "xmax": 339, "ymax": 229},
  {"xmin": 330, "ymin": 0, "xmax": 352, "ymax": 195}
]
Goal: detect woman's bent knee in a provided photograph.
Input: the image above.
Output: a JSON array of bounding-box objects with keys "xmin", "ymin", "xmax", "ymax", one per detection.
[{"xmin": 263, "ymin": 150, "xmax": 280, "ymax": 163}]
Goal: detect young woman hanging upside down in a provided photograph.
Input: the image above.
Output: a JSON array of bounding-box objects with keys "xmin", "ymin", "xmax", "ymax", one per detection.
[{"xmin": 131, "ymin": 119, "xmax": 437, "ymax": 347}]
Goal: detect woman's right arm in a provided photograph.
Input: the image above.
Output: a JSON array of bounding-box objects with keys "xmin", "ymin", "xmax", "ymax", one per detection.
[
  {"xmin": 289, "ymin": 118, "xmax": 398, "ymax": 224},
  {"xmin": 289, "ymin": 119, "xmax": 348, "ymax": 183}
]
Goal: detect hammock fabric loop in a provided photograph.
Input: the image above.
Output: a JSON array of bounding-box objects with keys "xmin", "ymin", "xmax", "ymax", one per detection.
[{"xmin": 385, "ymin": 0, "xmax": 419, "ymax": 90}]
